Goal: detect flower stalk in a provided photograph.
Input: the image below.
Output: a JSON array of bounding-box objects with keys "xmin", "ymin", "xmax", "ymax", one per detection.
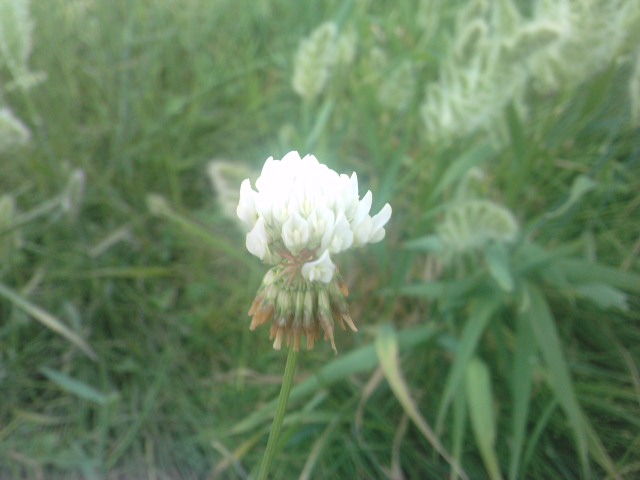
[{"xmin": 255, "ymin": 341, "xmax": 298, "ymax": 480}]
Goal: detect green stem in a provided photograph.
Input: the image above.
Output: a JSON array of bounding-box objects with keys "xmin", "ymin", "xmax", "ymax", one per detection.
[{"xmin": 256, "ymin": 342, "xmax": 298, "ymax": 480}]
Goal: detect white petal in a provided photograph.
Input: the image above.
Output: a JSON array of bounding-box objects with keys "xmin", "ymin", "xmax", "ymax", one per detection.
[
  {"xmin": 368, "ymin": 228, "xmax": 386, "ymax": 243},
  {"xmin": 353, "ymin": 190, "xmax": 372, "ymax": 225},
  {"xmin": 246, "ymin": 218, "xmax": 268, "ymax": 259},
  {"xmin": 301, "ymin": 250, "xmax": 335, "ymax": 283},
  {"xmin": 236, "ymin": 179, "xmax": 257, "ymax": 228},
  {"xmin": 282, "ymin": 150, "xmax": 302, "ymax": 170},
  {"xmin": 371, "ymin": 203, "xmax": 392, "ymax": 230},
  {"xmin": 282, "ymin": 211, "xmax": 310, "ymax": 254},
  {"xmin": 255, "ymin": 156, "xmax": 276, "ymax": 191},
  {"xmin": 328, "ymin": 212, "xmax": 354, "ymax": 253},
  {"xmin": 310, "ymin": 207, "xmax": 335, "ymax": 248},
  {"xmin": 353, "ymin": 217, "xmax": 373, "ymax": 246},
  {"xmin": 357, "ymin": 204, "xmax": 392, "ymax": 245},
  {"xmin": 349, "ymin": 172, "xmax": 359, "ymax": 196}
]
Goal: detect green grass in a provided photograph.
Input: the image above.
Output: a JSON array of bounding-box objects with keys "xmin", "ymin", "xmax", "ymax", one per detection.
[{"xmin": 1, "ymin": 0, "xmax": 640, "ymax": 478}]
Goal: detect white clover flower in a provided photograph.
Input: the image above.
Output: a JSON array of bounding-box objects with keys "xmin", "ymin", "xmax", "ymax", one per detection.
[
  {"xmin": 237, "ymin": 150, "xmax": 392, "ymax": 280},
  {"xmin": 436, "ymin": 199, "xmax": 519, "ymax": 260},
  {"xmin": 292, "ymin": 22, "xmax": 339, "ymax": 101},
  {"xmin": 239, "ymin": 151, "xmax": 392, "ymax": 353}
]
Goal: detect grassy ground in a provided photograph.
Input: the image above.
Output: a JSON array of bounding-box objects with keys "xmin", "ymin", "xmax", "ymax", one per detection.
[{"xmin": 1, "ymin": 0, "xmax": 639, "ymax": 478}]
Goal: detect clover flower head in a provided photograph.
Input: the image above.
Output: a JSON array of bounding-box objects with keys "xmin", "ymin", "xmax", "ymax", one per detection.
[
  {"xmin": 238, "ymin": 151, "xmax": 392, "ymax": 352},
  {"xmin": 436, "ymin": 199, "xmax": 518, "ymax": 260},
  {"xmin": 292, "ymin": 22, "xmax": 339, "ymax": 101},
  {"xmin": 237, "ymin": 151, "xmax": 391, "ymax": 280}
]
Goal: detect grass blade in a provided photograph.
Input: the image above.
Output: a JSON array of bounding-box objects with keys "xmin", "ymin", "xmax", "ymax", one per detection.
[
  {"xmin": 524, "ymin": 284, "xmax": 589, "ymax": 475},
  {"xmin": 450, "ymin": 387, "xmax": 467, "ymax": 480},
  {"xmin": 544, "ymin": 174, "xmax": 597, "ymax": 219},
  {"xmin": 230, "ymin": 322, "xmax": 439, "ymax": 435},
  {"xmin": 436, "ymin": 296, "xmax": 501, "ymax": 431},
  {"xmin": 559, "ymin": 258, "xmax": 640, "ymax": 293},
  {"xmin": 508, "ymin": 312, "xmax": 536, "ymax": 480},
  {"xmin": 0, "ymin": 281, "xmax": 96, "ymax": 360},
  {"xmin": 40, "ymin": 367, "xmax": 116, "ymax": 405},
  {"xmin": 484, "ymin": 242, "xmax": 514, "ymax": 292},
  {"xmin": 430, "ymin": 142, "xmax": 496, "ymax": 201},
  {"xmin": 376, "ymin": 323, "xmax": 468, "ymax": 480},
  {"xmin": 465, "ymin": 357, "xmax": 502, "ymax": 480}
]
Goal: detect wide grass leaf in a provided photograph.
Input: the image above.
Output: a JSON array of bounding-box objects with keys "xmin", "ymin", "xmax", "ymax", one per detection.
[
  {"xmin": 465, "ymin": 357, "xmax": 502, "ymax": 480},
  {"xmin": 484, "ymin": 242, "xmax": 514, "ymax": 292},
  {"xmin": 508, "ymin": 312, "xmax": 536, "ymax": 480},
  {"xmin": 559, "ymin": 258, "xmax": 640, "ymax": 293},
  {"xmin": 524, "ymin": 284, "xmax": 618, "ymax": 478},
  {"xmin": 574, "ymin": 283, "xmax": 628, "ymax": 311},
  {"xmin": 436, "ymin": 296, "xmax": 501, "ymax": 431}
]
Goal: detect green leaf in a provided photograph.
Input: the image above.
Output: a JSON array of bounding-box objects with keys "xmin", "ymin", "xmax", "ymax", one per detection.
[
  {"xmin": 376, "ymin": 323, "xmax": 468, "ymax": 480},
  {"xmin": 40, "ymin": 367, "xmax": 117, "ymax": 405},
  {"xmin": 513, "ymin": 241, "xmax": 580, "ymax": 275},
  {"xmin": 403, "ymin": 234, "xmax": 443, "ymax": 253},
  {"xmin": 524, "ymin": 284, "xmax": 589, "ymax": 475},
  {"xmin": 436, "ymin": 297, "xmax": 501, "ymax": 431},
  {"xmin": 303, "ymin": 98, "xmax": 335, "ymax": 152},
  {"xmin": 520, "ymin": 400, "xmax": 558, "ymax": 474},
  {"xmin": 559, "ymin": 258, "xmax": 640, "ymax": 293},
  {"xmin": 431, "ymin": 142, "xmax": 496, "ymax": 201},
  {"xmin": 574, "ymin": 283, "xmax": 628, "ymax": 311},
  {"xmin": 392, "ymin": 274, "xmax": 482, "ymax": 302},
  {"xmin": 525, "ymin": 284, "xmax": 620, "ymax": 478},
  {"xmin": 466, "ymin": 358, "xmax": 502, "ymax": 480},
  {"xmin": 509, "ymin": 312, "xmax": 536, "ymax": 480},
  {"xmin": 545, "ymin": 175, "xmax": 597, "ymax": 219},
  {"xmin": 392, "ymin": 281, "xmax": 446, "ymax": 300},
  {"xmin": 451, "ymin": 386, "xmax": 468, "ymax": 471},
  {"xmin": 484, "ymin": 242, "xmax": 514, "ymax": 292}
]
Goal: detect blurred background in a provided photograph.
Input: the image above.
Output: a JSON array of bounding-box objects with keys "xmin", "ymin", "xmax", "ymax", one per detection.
[{"xmin": 1, "ymin": 0, "xmax": 639, "ymax": 478}]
